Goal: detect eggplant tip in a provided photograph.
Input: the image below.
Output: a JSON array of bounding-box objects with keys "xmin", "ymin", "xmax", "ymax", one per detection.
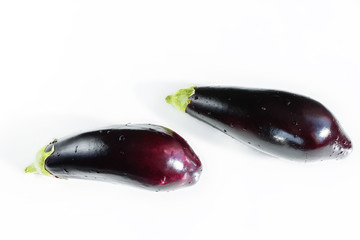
[{"xmin": 166, "ymin": 86, "xmax": 196, "ymax": 112}]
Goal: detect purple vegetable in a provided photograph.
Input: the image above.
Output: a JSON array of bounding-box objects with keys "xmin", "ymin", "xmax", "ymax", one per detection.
[
  {"xmin": 166, "ymin": 86, "xmax": 352, "ymax": 161},
  {"xmin": 25, "ymin": 124, "xmax": 202, "ymax": 191}
]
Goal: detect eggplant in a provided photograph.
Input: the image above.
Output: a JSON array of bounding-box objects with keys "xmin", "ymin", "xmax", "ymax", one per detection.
[
  {"xmin": 166, "ymin": 86, "xmax": 352, "ymax": 161},
  {"xmin": 25, "ymin": 124, "xmax": 202, "ymax": 191}
]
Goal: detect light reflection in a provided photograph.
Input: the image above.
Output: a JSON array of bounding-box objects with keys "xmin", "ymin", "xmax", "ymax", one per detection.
[
  {"xmin": 272, "ymin": 129, "xmax": 304, "ymax": 145},
  {"xmin": 273, "ymin": 134, "xmax": 286, "ymax": 143},
  {"xmin": 168, "ymin": 158, "xmax": 185, "ymax": 171},
  {"xmin": 192, "ymin": 172, "xmax": 200, "ymax": 182},
  {"xmin": 160, "ymin": 176, "xmax": 167, "ymax": 185},
  {"xmin": 319, "ymin": 127, "xmax": 330, "ymax": 139},
  {"xmin": 305, "ymin": 115, "xmax": 332, "ymax": 143}
]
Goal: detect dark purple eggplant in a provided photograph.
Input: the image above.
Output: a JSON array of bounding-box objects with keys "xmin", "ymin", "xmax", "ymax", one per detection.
[
  {"xmin": 25, "ymin": 124, "xmax": 202, "ymax": 191},
  {"xmin": 166, "ymin": 86, "xmax": 352, "ymax": 161}
]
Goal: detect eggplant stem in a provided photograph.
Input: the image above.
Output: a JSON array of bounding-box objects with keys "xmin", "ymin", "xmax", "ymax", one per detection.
[
  {"xmin": 24, "ymin": 144, "xmax": 55, "ymax": 176},
  {"xmin": 166, "ymin": 86, "xmax": 196, "ymax": 112},
  {"xmin": 25, "ymin": 164, "xmax": 36, "ymax": 173}
]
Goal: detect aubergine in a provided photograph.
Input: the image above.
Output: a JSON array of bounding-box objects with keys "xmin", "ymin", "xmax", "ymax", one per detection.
[
  {"xmin": 166, "ymin": 86, "xmax": 352, "ymax": 161},
  {"xmin": 25, "ymin": 124, "xmax": 202, "ymax": 191}
]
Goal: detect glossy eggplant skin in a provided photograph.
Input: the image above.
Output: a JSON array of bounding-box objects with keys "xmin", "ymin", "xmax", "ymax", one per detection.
[
  {"xmin": 41, "ymin": 124, "xmax": 202, "ymax": 191},
  {"xmin": 174, "ymin": 87, "xmax": 352, "ymax": 161}
]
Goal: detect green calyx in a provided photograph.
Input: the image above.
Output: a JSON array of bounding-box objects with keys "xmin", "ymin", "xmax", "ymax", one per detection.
[
  {"xmin": 25, "ymin": 144, "xmax": 54, "ymax": 176},
  {"xmin": 165, "ymin": 86, "xmax": 196, "ymax": 112}
]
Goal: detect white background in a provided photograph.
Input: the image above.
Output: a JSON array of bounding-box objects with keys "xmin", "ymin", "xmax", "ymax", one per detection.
[{"xmin": 0, "ymin": 1, "xmax": 359, "ymax": 239}]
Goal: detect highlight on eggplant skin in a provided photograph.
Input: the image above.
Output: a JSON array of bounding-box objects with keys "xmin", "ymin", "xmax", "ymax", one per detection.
[
  {"xmin": 166, "ymin": 86, "xmax": 352, "ymax": 161},
  {"xmin": 25, "ymin": 124, "xmax": 202, "ymax": 191}
]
